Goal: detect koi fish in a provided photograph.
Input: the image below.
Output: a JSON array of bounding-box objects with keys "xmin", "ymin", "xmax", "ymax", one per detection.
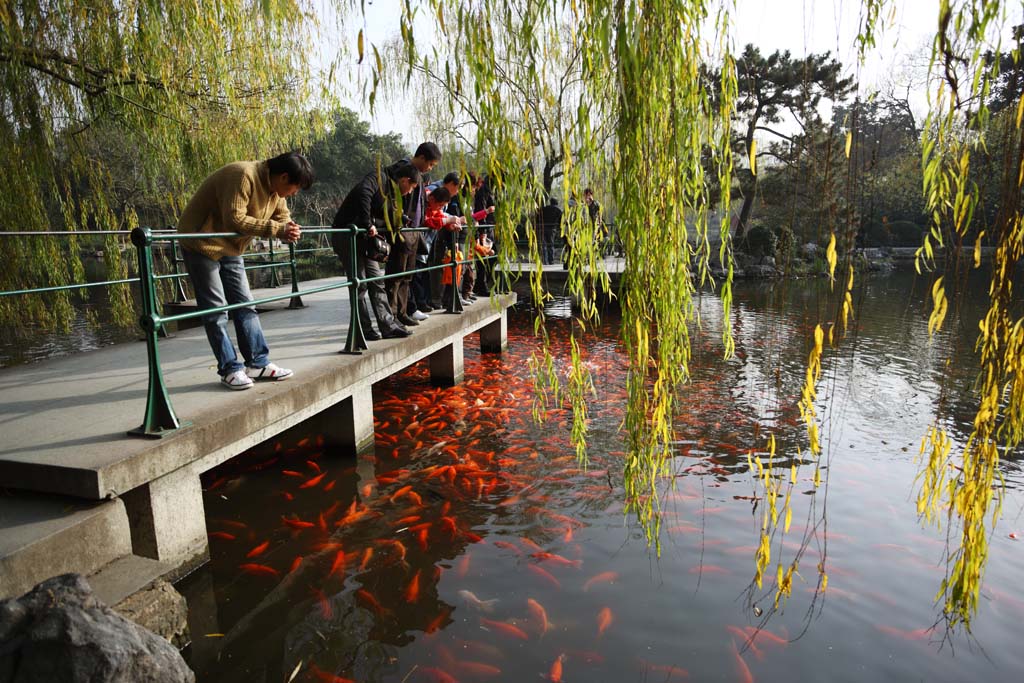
[
  {"xmin": 596, "ymin": 607, "xmax": 613, "ymax": 637},
  {"xmin": 307, "ymin": 663, "xmax": 355, "ymax": 683},
  {"xmin": 282, "ymin": 470, "xmax": 303, "ymax": 477},
  {"xmin": 238, "ymin": 563, "xmax": 279, "ymax": 578},
  {"xmin": 527, "ymin": 564, "xmax": 561, "ymax": 590},
  {"xmin": 527, "ymin": 598, "xmax": 550, "ymax": 636},
  {"xmin": 288, "ymin": 556, "xmax": 303, "ymax": 574},
  {"xmin": 208, "ymin": 531, "xmax": 235, "ymax": 541},
  {"xmin": 456, "ymin": 553, "xmax": 471, "ymax": 578},
  {"xmin": 329, "ymin": 549, "xmax": 346, "ymax": 577},
  {"xmin": 300, "ymin": 472, "xmax": 327, "ymax": 489},
  {"xmin": 743, "ymin": 625, "xmax": 788, "ymax": 648},
  {"xmin": 313, "ymin": 587, "xmax": 333, "ymax": 619},
  {"xmin": 245, "ymin": 540, "xmax": 270, "ymax": 558},
  {"xmin": 583, "ymin": 571, "xmax": 619, "ymax": 591},
  {"xmin": 726, "ymin": 626, "xmax": 764, "ymax": 660},
  {"xmin": 480, "ymin": 617, "xmax": 529, "ymax": 640},
  {"xmin": 424, "ymin": 606, "xmax": 453, "ymax": 634},
  {"xmin": 358, "ymin": 547, "xmax": 374, "ymax": 571},
  {"xmin": 876, "ymin": 625, "xmax": 931, "ymax": 641},
  {"xmin": 520, "ymin": 537, "xmax": 545, "ymax": 552},
  {"xmin": 493, "ymin": 540, "xmax": 522, "ymax": 554},
  {"xmin": 458, "ymin": 590, "xmax": 498, "ymax": 613}
]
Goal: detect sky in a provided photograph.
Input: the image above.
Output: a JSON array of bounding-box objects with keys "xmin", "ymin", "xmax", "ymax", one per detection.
[{"xmin": 332, "ymin": 0, "xmax": 1015, "ymax": 143}]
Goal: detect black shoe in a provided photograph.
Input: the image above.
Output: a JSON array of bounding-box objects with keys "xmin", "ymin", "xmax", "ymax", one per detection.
[
  {"xmin": 381, "ymin": 328, "xmax": 411, "ymax": 339},
  {"xmin": 397, "ymin": 314, "xmax": 419, "ymax": 327},
  {"xmin": 363, "ymin": 329, "xmax": 382, "ymax": 341}
]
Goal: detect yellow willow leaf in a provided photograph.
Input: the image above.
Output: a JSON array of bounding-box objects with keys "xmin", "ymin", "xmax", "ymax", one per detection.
[
  {"xmin": 845, "ymin": 130, "xmax": 852, "ymax": 158},
  {"xmin": 974, "ymin": 231, "xmax": 985, "ymax": 267},
  {"xmin": 821, "ymin": 572, "xmax": 829, "ymax": 592},
  {"xmin": 814, "ymin": 467, "xmax": 821, "ymax": 487},
  {"xmin": 1016, "ymin": 93, "xmax": 1024, "ymax": 129},
  {"xmin": 749, "ymin": 139, "xmax": 757, "ymax": 176},
  {"xmin": 784, "ymin": 500, "xmax": 792, "ymax": 533},
  {"xmin": 357, "ymin": 29, "xmax": 364, "ymax": 64},
  {"xmin": 790, "ymin": 464, "xmax": 797, "ymax": 484},
  {"xmin": 826, "ymin": 233, "xmax": 837, "ymax": 282}
]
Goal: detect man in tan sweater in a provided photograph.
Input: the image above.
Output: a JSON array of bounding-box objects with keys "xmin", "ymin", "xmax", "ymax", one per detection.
[{"xmin": 178, "ymin": 151, "xmax": 314, "ymax": 390}]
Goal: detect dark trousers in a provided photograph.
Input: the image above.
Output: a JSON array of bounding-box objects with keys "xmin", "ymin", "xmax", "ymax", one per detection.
[{"xmin": 339, "ymin": 238, "xmax": 402, "ymax": 335}]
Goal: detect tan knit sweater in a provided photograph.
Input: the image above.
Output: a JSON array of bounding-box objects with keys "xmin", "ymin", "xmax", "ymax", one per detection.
[{"xmin": 177, "ymin": 161, "xmax": 291, "ymax": 261}]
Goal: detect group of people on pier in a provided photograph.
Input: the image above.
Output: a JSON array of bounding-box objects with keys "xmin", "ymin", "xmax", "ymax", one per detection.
[{"xmin": 175, "ymin": 146, "xmax": 498, "ymax": 391}]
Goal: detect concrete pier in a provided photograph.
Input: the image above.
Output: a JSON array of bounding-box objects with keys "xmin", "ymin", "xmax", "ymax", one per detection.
[{"xmin": 0, "ymin": 276, "xmax": 514, "ymax": 597}]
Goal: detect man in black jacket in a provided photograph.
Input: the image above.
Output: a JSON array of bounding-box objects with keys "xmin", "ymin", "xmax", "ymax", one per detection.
[
  {"xmin": 331, "ymin": 163, "xmax": 421, "ymax": 340},
  {"xmin": 384, "ymin": 142, "xmax": 442, "ymax": 326}
]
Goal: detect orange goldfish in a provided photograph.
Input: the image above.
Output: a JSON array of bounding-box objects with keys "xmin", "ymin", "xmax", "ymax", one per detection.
[
  {"xmin": 527, "ymin": 598, "xmax": 550, "ymax": 636},
  {"xmin": 596, "ymin": 607, "xmax": 613, "ymax": 637},
  {"xmin": 480, "ymin": 617, "xmax": 529, "ymax": 640},
  {"xmin": 582, "ymin": 571, "xmax": 619, "ymax": 591},
  {"xmin": 245, "ymin": 540, "xmax": 270, "ymax": 558}
]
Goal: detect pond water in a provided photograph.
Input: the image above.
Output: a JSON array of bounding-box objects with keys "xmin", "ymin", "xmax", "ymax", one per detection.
[{"xmin": 181, "ymin": 267, "xmax": 1024, "ymax": 683}]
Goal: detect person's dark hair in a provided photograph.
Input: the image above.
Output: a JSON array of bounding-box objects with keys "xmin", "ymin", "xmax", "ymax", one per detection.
[
  {"xmin": 468, "ymin": 172, "xmax": 479, "ymax": 187},
  {"xmin": 429, "ymin": 187, "xmax": 452, "ymax": 204},
  {"xmin": 390, "ymin": 163, "xmax": 422, "ymax": 185},
  {"xmin": 266, "ymin": 151, "xmax": 315, "ymax": 189},
  {"xmin": 584, "ymin": 187, "xmax": 594, "ymax": 195},
  {"xmin": 549, "ymin": 197, "xmax": 559, "ymax": 206},
  {"xmin": 442, "ymin": 172, "xmax": 461, "ymax": 187},
  {"xmin": 414, "ymin": 142, "xmax": 442, "ymax": 162}
]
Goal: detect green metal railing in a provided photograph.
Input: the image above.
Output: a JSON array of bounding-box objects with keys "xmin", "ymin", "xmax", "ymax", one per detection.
[{"xmin": 2, "ymin": 224, "xmax": 494, "ymax": 438}]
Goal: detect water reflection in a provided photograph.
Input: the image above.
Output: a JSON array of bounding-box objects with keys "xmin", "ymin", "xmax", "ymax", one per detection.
[{"xmin": 180, "ymin": 266, "xmax": 1024, "ymax": 682}]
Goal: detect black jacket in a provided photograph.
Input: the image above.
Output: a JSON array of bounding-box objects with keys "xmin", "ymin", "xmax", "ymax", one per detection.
[{"xmin": 331, "ymin": 170, "xmax": 404, "ymax": 259}]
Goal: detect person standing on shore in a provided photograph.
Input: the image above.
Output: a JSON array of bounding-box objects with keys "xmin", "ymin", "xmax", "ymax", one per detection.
[{"xmin": 178, "ymin": 151, "xmax": 314, "ymax": 390}]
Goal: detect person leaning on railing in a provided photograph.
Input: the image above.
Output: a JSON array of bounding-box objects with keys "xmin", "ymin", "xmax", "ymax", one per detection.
[
  {"xmin": 177, "ymin": 151, "xmax": 314, "ymax": 390},
  {"xmin": 330, "ymin": 163, "xmax": 422, "ymax": 340}
]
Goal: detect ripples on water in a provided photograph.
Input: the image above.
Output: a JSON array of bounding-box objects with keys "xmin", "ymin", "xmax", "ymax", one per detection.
[{"xmin": 178, "ymin": 269, "xmax": 1023, "ymax": 682}]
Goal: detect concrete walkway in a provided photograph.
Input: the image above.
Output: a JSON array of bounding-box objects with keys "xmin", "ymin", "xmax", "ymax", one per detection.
[{"xmin": 0, "ymin": 276, "xmax": 510, "ymax": 499}]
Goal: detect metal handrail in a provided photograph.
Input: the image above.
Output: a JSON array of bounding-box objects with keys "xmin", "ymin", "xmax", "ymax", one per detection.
[{"xmin": 1, "ymin": 223, "xmax": 496, "ymax": 438}]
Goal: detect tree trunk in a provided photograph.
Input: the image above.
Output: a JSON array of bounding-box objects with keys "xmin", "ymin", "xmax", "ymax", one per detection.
[{"xmin": 735, "ymin": 117, "xmax": 759, "ymax": 243}]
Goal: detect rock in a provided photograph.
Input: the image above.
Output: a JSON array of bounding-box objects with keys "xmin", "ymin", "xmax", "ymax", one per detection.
[
  {"xmin": 760, "ymin": 255, "xmax": 776, "ymax": 267},
  {"xmin": 800, "ymin": 243, "xmax": 819, "ymax": 259},
  {"xmin": 745, "ymin": 264, "xmax": 778, "ymax": 278},
  {"xmin": 0, "ymin": 574, "xmax": 194, "ymax": 683},
  {"xmin": 113, "ymin": 580, "xmax": 189, "ymax": 649}
]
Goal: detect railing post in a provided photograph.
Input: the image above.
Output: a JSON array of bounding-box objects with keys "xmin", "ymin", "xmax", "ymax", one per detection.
[
  {"xmin": 445, "ymin": 228, "xmax": 463, "ymax": 314},
  {"xmin": 127, "ymin": 228, "xmax": 191, "ymax": 438},
  {"xmin": 287, "ymin": 241, "xmax": 305, "ymax": 309},
  {"xmin": 341, "ymin": 225, "xmax": 368, "ymax": 355},
  {"xmin": 268, "ymin": 238, "xmax": 280, "ymax": 288},
  {"xmin": 168, "ymin": 230, "xmax": 187, "ymax": 303}
]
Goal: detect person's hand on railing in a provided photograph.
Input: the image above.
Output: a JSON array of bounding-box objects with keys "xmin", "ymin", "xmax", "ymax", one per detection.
[
  {"xmin": 283, "ymin": 221, "xmax": 302, "ymax": 243},
  {"xmin": 367, "ymin": 225, "xmax": 378, "ymax": 237}
]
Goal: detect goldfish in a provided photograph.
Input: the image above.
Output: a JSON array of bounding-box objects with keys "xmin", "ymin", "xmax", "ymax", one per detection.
[
  {"xmin": 726, "ymin": 626, "xmax": 763, "ymax": 660},
  {"xmin": 307, "ymin": 663, "xmax": 355, "ymax": 683},
  {"xmin": 300, "ymin": 472, "xmax": 327, "ymax": 489},
  {"xmin": 329, "ymin": 549, "xmax": 346, "ymax": 577},
  {"xmin": 313, "ymin": 587, "xmax": 332, "ymax": 619},
  {"xmin": 549, "ymin": 654, "xmax": 565, "ymax": 682},
  {"xmin": 731, "ymin": 638, "xmax": 754, "ymax": 683},
  {"xmin": 527, "ymin": 564, "xmax": 561, "ymax": 590},
  {"xmin": 288, "ymin": 556, "xmax": 303, "ymax": 574},
  {"xmin": 415, "ymin": 667, "xmax": 459, "ymax": 683},
  {"xmin": 405, "ymin": 569, "xmax": 421, "ymax": 603},
  {"xmin": 596, "ymin": 607, "xmax": 613, "ymax": 637},
  {"xmin": 519, "ymin": 537, "xmax": 544, "ymax": 552},
  {"xmin": 424, "ymin": 606, "xmax": 452, "ymax": 634},
  {"xmin": 358, "ymin": 547, "xmax": 374, "ymax": 571},
  {"xmin": 281, "ymin": 516, "xmax": 315, "ymax": 530},
  {"xmin": 208, "ymin": 531, "xmax": 235, "ymax": 541},
  {"xmin": 458, "ymin": 590, "xmax": 498, "ymax": 613},
  {"xmin": 238, "ymin": 563, "xmax": 279, "ymax": 578},
  {"xmin": 876, "ymin": 625, "xmax": 932, "ymax": 641},
  {"xmin": 456, "ymin": 661, "xmax": 501, "ymax": 678},
  {"xmin": 282, "ymin": 470, "xmax": 303, "ymax": 477},
  {"xmin": 456, "ymin": 553, "xmax": 471, "ymax": 578},
  {"xmin": 527, "ymin": 598, "xmax": 550, "ymax": 636},
  {"xmin": 743, "ymin": 626, "xmax": 788, "ymax": 648},
  {"xmin": 245, "ymin": 540, "xmax": 270, "ymax": 558},
  {"xmin": 480, "ymin": 617, "xmax": 529, "ymax": 640},
  {"xmin": 355, "ymin": 589, "xmax": 387, "ymax": 617},
  {"xmin": 493, "ymin": 541, "xmax": 522, "ymax": 554},
  {"xmin": 531, "ymin": 552, "xmax": 581, "ymax": 569},
  {"xmin": 582, "ymin": 571, "xmax": 619, "ymax": 591}
]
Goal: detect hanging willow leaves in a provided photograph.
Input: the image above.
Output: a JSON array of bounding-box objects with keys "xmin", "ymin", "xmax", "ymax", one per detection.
[{"xmin": 0, "ymin": 0, "xmax": 338, "ymax": 330}]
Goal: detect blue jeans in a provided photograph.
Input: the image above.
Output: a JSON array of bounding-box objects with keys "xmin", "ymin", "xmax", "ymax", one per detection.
[{"xmin": 183, "ymin": 250, "xmax": 270, "ymax": 376}]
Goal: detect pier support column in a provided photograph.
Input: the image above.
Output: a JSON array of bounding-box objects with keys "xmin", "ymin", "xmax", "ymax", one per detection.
[
  {"xmin": 429, "ymin": 339, "xmax": 464, "ymax": 387},
  {"xmin": 297, "ymin": 389, "xmax": 375, "ymax": 456},
  {"xmin": 480, "ymin": 313, "xmax": 507, "ymax": 353},
  {"xmin": 122, "ymin": 465, "xmax": 207, "ymax": 570}
]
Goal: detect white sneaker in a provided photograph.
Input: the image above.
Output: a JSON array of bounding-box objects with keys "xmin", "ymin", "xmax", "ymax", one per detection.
[
  {"xmin": 245, "ymin": 362, "xmax": 294, "ymax": 381},
  {"xmin": 221, "ymin": 369, "xmax": 254, "ymax": 390},
  {"xmin": 411, "ymin": 310, "xmax": 430, "ymax": 321}
]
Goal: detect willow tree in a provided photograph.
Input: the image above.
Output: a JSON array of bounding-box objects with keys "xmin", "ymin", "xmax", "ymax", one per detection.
[
  {"xmin": 0, "ymin": 0, "xmax": 340, "ymax": 329},
  {"xmin": 363, "ymin": 0, "xmax": 1024, "ymax": 628}
]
